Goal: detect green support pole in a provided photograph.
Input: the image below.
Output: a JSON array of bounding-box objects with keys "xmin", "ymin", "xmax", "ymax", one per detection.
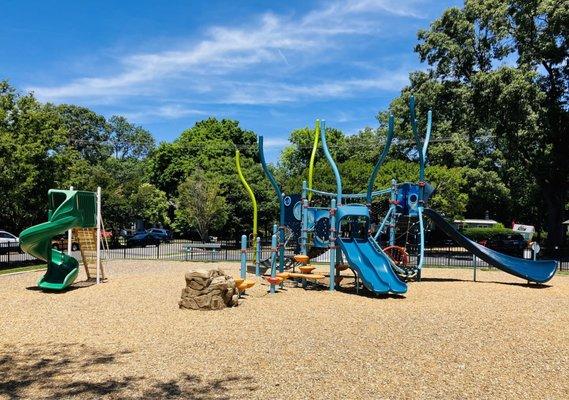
[
  {"xmin": 235, "ymin": 150, "xmax": 257, "ymax": 246},
  {"xmin": 307, "ymin": 120, "xmax": 320, "ymax": 202}
]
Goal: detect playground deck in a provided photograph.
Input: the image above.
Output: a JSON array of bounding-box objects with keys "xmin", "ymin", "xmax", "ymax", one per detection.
[{"xmin": 0, "ymin": 260, "xmax": 567, "ymax": 399}]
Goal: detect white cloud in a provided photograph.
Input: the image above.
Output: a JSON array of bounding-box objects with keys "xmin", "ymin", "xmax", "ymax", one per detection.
[
  {"xmin": 262, "ymin": 137, "xmax": 291, "ymax": 148},
  {"xmin": 28, "ymin": 0, "xmax": 421, "ymax": 109},
  {"xmin": 122, "ymin": 105, "xmax": 209, "ymax": 123}
]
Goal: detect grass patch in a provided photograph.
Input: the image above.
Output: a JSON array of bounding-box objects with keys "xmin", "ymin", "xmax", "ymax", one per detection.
[{"xmin": 0, "ymin": 264, "xmax": 46, "ymax": 276}]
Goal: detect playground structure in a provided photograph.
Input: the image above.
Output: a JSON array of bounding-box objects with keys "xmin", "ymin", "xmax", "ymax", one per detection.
[
  {"xmin": 19, "ymin": 187, "xmax": 106, "ymax": 291},
  {"xmin": 237, "ymin": 96, "xmax": 558, "ymax": 295}
]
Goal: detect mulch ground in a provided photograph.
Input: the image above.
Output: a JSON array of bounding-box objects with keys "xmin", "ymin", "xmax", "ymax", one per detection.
[{"xmin": 0, "ymin": 260, "xmax": 567, "ymax": 399}]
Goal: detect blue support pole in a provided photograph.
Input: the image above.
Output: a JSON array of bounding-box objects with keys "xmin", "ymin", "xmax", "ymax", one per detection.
[
  {"xmin": 240, "ymin": 234, "xmax": 247, "ymax": 279},
  {"xmin": 301, "ymin": 180, "xmax": 308, "ymax": 255},
  {"xmin": 255, "ymin": 237, "xmax": 261, "ymax": 276},
  {"xmin": 279, "ymin": 194, "xmax": 285, "ymax": 275},
  {"xmin": 269, "ymin": 233, "xmax": 277, "ymax": 294},
  {"xmin": 320, "ymin": 120, "xmax": 343, "ymax": 206},
  {"xmin": 259, "ymin": 136, "xmax": 286, "ymax": 276},
  {"xmin": 301, "ymin": 199, "xmax": 309, "ymax": 256},
  {"xmin": 329, "ymin": 198, "xmax": 337, "ymax": 292},
  {"xmin": 389, "ymin": 179, "xmax": 397, "ymax": 246},
  {"xmin": 374, "ymin": 207, "xmax": 393, "ymax": 242},
  {"xmin": 366, "ymin": 114, "xmax": 395, "ymax": 205},
  {"xmin": 417, "ymin": 206, "xmax": 425, "ymax": 280}
]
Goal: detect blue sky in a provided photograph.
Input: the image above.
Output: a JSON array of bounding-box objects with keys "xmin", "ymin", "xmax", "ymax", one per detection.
[{"xmin": 1, "ymin": 0, "xmax": 461, "ymax": 161}]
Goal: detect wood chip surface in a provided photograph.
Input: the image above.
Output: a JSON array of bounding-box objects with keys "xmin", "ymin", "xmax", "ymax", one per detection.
[{"xmin": 0, "ymin": 261, "xmax": 567, "ymax": 399}]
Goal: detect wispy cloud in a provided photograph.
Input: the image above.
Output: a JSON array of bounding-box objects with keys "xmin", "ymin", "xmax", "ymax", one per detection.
[
  {"xmin": 27, "ymin": 0, "xmax": 422, "ymax": 112},
  {"xmin": 121, "ymin": 105, "xmax": 209, "ymax": 123}
]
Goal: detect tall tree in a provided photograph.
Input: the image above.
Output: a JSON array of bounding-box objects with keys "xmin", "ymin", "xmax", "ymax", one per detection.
[
  {"xmin": 54, "ymin": 104, "xmax": 111, "ymax": 163},
  {"xmin": 175, "ymin": 169, "xmax": 228, "ymax": 241},
  {"xmin": 391, "ymin": 0, "xmax": 567, "ymax": 248},
  {"xmin": 108, "ymin": 115, "xmax": 155, "ymax": 160}
]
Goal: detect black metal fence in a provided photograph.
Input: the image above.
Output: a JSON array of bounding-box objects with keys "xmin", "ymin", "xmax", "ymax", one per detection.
[{"xmin": 2, "ymin": 240, "xmax": 568, "ymax": 272}]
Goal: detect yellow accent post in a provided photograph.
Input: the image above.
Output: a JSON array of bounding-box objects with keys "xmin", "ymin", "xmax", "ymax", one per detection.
[
  {"xmin": 235, "ymin": 150, "xmax": 258, "ymax": 244},
  {"xmin": 307, "ymin": 120, "xmax": 320, "ymax": 201}
]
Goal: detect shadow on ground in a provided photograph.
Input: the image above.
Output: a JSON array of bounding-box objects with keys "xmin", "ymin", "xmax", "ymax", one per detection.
[{"xmin": 0, "ymin": 343, "xmax": 257, "ymax": 399}]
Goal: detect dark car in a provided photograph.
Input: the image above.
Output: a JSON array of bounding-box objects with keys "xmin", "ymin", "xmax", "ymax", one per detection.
[
  {"xmin": 126, "ymin": 232, "xmax": 161, "ymax": 248},
  {"xmin": 480, "ymin": 233, "xmax": 527, "ymax": 257},
  {"xmin": 146, "ymin": 228, "xmax": 172, "ymax": 243}
]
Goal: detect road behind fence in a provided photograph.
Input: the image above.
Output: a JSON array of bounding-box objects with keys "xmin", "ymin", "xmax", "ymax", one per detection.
[{"xmin": 2, "ymin": 240, "xmax": 568, "ymax": 272}]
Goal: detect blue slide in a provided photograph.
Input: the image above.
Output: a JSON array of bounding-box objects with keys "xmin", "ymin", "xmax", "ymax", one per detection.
[
  {"xmin": 424, "ymin": 208, "xmax": 557, "ymax": 283},
  {"xmin": 338, "ymin": 237, "xmax": 407, "ymax": 294}
]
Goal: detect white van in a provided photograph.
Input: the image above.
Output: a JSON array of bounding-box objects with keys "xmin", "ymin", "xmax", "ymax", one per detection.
[{"xmin": 0, "ymin": 230, "xmax": 21, "ymax": 254}]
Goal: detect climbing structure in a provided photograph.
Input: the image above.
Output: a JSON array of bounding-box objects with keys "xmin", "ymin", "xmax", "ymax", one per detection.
[{"xmin": 74, "ymin": 228, "xmax": 105, "ymax": 281}]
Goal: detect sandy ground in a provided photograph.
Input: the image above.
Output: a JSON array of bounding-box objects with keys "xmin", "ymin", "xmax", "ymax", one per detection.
[{"xmin": 0, "ymin": 260, "xmax": 567, "ymax": 400}]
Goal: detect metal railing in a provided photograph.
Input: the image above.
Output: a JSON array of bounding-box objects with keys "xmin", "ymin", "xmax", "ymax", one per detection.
[{"xmin": 2, "ymin": 240, "xmax": 568, "ymax": 272}]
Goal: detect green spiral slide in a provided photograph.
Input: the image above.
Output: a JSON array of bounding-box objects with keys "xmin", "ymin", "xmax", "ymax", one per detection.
[{"xmin": 19, "ymin": 189, "xmax": 97, "ymax": 291}]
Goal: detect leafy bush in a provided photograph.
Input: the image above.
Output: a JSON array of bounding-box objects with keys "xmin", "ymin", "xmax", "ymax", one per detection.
[{"xmin": 461, "ymin": 226, "xmax": 514, "ymax": 242}]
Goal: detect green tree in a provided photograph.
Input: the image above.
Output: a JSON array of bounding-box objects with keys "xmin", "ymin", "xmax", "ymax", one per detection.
[
  {"xmin": 174, "ymin": 170, "xmax": 228, "ymax": 241},
  {"xmin": 130, "ymin": 183, "xmax": 170, "ymax": 226},
  {"xmin": 108, "ymin": 115, "xmax": 155, "ymax": 159},
  {"xmin": 0, "ymin": 81, "xmax": 66, "ymax": 232},
  {"xmin": 147, "ymin": 118, "xmax": 277, "ymax": 238},
  {"xmin": 54, "ymin": 104, "xmax": 111, "ymax": 163},
  {"xmin": 385, "ymin": 0, "xmax": 568, "ymax": 247}
]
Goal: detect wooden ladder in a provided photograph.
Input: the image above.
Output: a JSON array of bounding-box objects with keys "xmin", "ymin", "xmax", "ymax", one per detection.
[{"xmin": 74, "ymin": 228, "xmax": 105, "ymax": 281}]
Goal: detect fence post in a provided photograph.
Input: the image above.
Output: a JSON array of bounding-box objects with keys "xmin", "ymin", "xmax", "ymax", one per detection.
[
  {"xmin": 156, "ymin": 243, "xmax": 160, "ymax": 259},
  {"xmin": 123, "ymin": 246, "xmax": 126, "ymax": 259},
  {"xmin": 329, "ymin": 199, "xmax": 337, "ymax": 292},
  {"xmin": 447, "ymin": 245, "xmax": 451, "ymax": 266},
  {"xmin": 473, "ymin": 255, "xmax": 477, "ymax": 282},
  {"xmin": 255, "ymin": 237, "xmax": 261, "ymax": 276},
  {"xmin": 240, "ymin": 235, "xmax": 247, "ymax": 279}
]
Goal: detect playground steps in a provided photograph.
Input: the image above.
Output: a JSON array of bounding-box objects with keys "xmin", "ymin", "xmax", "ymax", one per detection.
[
  {"xmin": 74, "ymin": 228, "xmax": 105, "ymax": 281},
  {"xmin": 287, "ymin": 272, "xmax": 325, "ymax": 280}
]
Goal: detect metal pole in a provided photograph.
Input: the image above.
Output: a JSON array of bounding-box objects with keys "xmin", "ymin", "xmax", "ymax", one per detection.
[
  {"xmin": 320, "ymin": 120, "xmax": 343, "ymax": 205},
  {"xmin": 301, "ymin": 181, "xmax": 308, "ymax": 255},
  {"xmin": 389, "ymin": 179, "xmax": 397, "ymax": 247},
  {"xmin": 270, "ymin": 233, "xmax": 277, "ymax": 294},
  {"xmin": 240, "ymin": 234, "xmax": 247, "ymax": 279},
  {"xmin": 96, "ymin": 186, "xmax": 101, "ymax": 284},
  {"xmin": 473, "ymin": 255, "xmax": 477, "ymax": 282},
  {"xmin": 329, "ymin": 199, "xmax": 337, "ymax": 292},
  {"xmin": 255, "ymin": 237, "xmax": 261, "ymax": 276},
  {"xmin": 67, "ymin": 186, "xmax": 74, "ymax": 255}
]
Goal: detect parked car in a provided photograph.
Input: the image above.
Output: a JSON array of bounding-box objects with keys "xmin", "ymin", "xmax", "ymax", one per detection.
[
  {"xmin": 51, "ymin": 235, "xmax": 81, "ymax": 251},
  {"xmin": 479, "ymin": 233, "xmax": 527, "ymax": 256},
  {"xmin": 0, "ymin": 230, "xmax": 21, "ymax": 254},
  {"xmin": 146, "ymin": 228, "xmax": 172, "ymax": 243},
  {"xmin": 126, "ymin": 232, "xmax": 161, "ymax": 248}
]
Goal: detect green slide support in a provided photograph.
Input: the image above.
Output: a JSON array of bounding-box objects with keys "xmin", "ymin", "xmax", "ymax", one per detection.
[
  {"xmin": 19, "ymin": 189, "xmax": 97, "ymax": 291},
  {"xmin": 235, "ymin": 150, "xmax": 257, "ymax": 244},
  {"xmin": 307, "ymin": 119, "xmax": 320, "ymax": 201}
]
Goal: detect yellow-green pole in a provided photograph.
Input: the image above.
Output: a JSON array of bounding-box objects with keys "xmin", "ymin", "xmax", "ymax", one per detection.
[
  {"xmin": 307, "ymin": 120, "xmax": 320, "ymax": 201},
  {"xmin": 235, "ymin": 150, "xmax": 257, "ymax": 245}
]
